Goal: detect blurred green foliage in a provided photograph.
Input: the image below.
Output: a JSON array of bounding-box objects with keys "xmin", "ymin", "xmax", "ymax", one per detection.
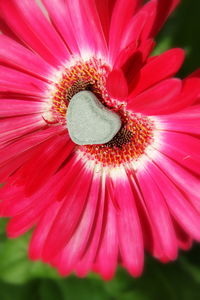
[
  {"xmin": 154, "ymin": 0, "xmax": 200, "ymax": 77},
  {"xmin": 1, "ymin": 228, "xmax": 200, "ymax": 300},
  {"xmin": 0, "ymin": 0, "xmax": 200, "ymax": 299}
]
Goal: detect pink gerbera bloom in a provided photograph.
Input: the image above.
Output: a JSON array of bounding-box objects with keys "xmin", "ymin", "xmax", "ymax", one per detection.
[{"xmin": 0, "ymin": 0, "xmax": 200, "ymax": 280}]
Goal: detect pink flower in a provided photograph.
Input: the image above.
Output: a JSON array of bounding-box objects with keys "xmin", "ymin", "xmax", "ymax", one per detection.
[{"xmin": 0, "ymin": 0, "xmax": 200, "ymax": 280}]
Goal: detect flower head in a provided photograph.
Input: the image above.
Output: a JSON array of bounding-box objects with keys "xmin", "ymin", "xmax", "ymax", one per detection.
[{"xmin": 0, "ymin": 0, "xmax": 200, "ymax": 279}]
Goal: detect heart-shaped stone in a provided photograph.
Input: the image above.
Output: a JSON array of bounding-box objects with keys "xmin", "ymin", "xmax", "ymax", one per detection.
[{"xmin": 66, "ymin": 91, "xmax": 122, "ymax": 145}]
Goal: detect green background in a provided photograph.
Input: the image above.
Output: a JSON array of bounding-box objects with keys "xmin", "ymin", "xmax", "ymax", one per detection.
[{"xmin": 1, "ymin": 0, "xmax": 200, "ymax": 299}]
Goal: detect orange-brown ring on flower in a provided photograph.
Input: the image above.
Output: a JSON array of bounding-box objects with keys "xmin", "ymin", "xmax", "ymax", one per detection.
[
  {"xmin": 51, "ymin": 59, "xmax": 111, "ymax": 124},
  {"xmin": 51, "ymin": 58, "xmax": 154, "ymax": 167},
  {"xmin": 81, "ymin": 113, "xmax": 154, "ymax": 167}
]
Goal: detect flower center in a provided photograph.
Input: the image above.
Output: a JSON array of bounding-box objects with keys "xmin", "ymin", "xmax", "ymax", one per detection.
[
  {"xmin": 66, "ymin": 91, "xmax": 122, "ymax": 145},
  {"xmin": 50, "ymin": 58, "xmax": 154, "ymax": 167},
  {"xmin": 82, "ymin": 112, "xmax": 154, "ymax": 167},
  {"xmin": 51, "ymin": 58, "xmax": 112, "ymax": 124}
]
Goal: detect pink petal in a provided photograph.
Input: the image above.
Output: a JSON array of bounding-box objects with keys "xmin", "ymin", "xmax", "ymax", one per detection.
[
  {"xmin": 119, "ymin": 10, "xmax": 147, "ymax": 51},
  {"xmin": 6, "ymin": 211, "xmax": 40, "ymax": 237},
  {"xmin": 173, "ymin": 221, "xmax": 192, "ymax": 251},
  {"xmin": 0, "ymin": 115, "xmax": 45, "ymax": 145},
  {"xmin": 0, "ymin": 0, "xmax": 69, "ymax": 66},
  {"xmin": 115, "ymin": 39, "xmax": 155, "ymax": 84},
  {"xmin": 93, "ymin": 181, "xmax": 118, "ymax": 280},
  {"xmin": 0, "ymin": 99, "xmax": 46, "ymax": 117},
  {"xmin": 0, "ymin": 16, "xmax": 25, "ymax": 45},
  {"xmin": 156, "ymin": 132, "xmax": 200, "ymax": 175},
  {"xmin": 112, "ymin": 173, "xmax": 144, "ymax": 276},
  {"xmin": 109, "ymin": 0, "xmax": 141, "ymax": 62},
  {"xmin": 137, "ymin": 167, "xmax": 178, "ymax": 261},
  {"xmin": 53, "ymin": 175, "xmax": 101, "ymax": 276},
  {"xmin": 29, "ymin": 202, "xmax": 61, "ymax": 260},
  {"xmin": 129, "ymin": 48, "xmax": 185, "ymax": 97},
  {"xmin": 0, "ymin": 127, "xmax": 65, "ymax": 184},
  {"xmin": 16, "ymin": 134, "xmax": 75, "ymax": 195},
  {"xmin": 0, "ymin": 65, "xmax": 48, "ymax": 96},
  {"xmin": 157, "ymin": 105, "xmax": 200, "ymax": 135},
  {"xmin": 0, "ymin": 184, "xmax": 26, "ymax": 217},
  {"xmin": 42, "ymin": 0, "xmax": 80, "ymax": 54},
  {"xmin": 94, "ymin": 0, "xmax": 115, "ymax": 42},
  {"xmin": 1, "ymin": 155, "xmax": 78, "ymax": 220},
  {"xmin": 127, "ymin": 171, "xmax": 166, "ymax": 260},
  {"xmin": 148, "ymin": 150, "xmax": 200, "ymax": 213},
  {"xmin": 5, "ymin": 155, "xmax": 81, "ymax": 237},
  {"xmin": 0, "ymin": 126, "xmax": 64, "ymax": 167},
  {"xmin": 127, "ymin": 78, "xmax": 182, "ymax": 114},
  {"xmin": 151, "ymin": 0, "xmax": 180, "ymax": 36},
  {"xmin": 0, "ymin": 35, "xmax": 54, "ymax": 80},
  {"xmin": 141, "ymin": 0, "xmax": 180, "ymax": 40},
  {"xmin": 156, "ymin": 76, "xmax": 200, "ymax": 113},
  {"xmin": 106, "ymin": 68, "xmax": 128, "ymax": 100},
  {"xmin": 65, "ymin": 0, "xmax": 107, "ymax": 58},
  {"xmin": 42, "ymin": 164, "xmax": 93, "ymax": 260},
  {"xmin": 75, "ymin": 176, "xmax": 106, "ymax": 277},
  {"xmin": 0, "ymin": 150, "xmax": 34, "ymax": 182},
  {"xmin": 114, "ymin": 41, "xmax": 138, "ymax": 69},
  {"xmin": 5, "ymin": 183, "xmax": 59, "ymax": 237},
  {"xmin": 146, "ymin": 160, "xmax": 200, "ymax": 241}
]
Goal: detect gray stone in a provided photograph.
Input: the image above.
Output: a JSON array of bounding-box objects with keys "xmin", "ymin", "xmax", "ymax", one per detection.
[{"xmin": 66, "ymin": 91, "xmax": 122, "ymax": 145}]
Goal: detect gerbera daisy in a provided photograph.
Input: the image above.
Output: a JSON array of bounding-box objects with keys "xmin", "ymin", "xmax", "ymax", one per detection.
[{"xmin": 0, "ymin": 0, "xmax": 200, "ymax": 280}]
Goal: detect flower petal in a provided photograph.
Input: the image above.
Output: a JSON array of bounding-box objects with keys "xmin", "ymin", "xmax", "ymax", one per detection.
[
  {"xmin": 0, "ymin": 126, "xmax": 64, "ymax": 168},
  {"xmin": 106, "ymin": 68, "xmax": 128, "ymax": 100},
  {"xmin": 0, "ymin": 35, "xmax": 54, "ymax": 80},
  {"xmin": 65, "ymin": 0, "xmax": 107, "ymax": 58},
  {"xmin": 42, "ymin": 163, "xmax": 93, "ymax": 260},
  {"xmin": 146, "ymin": 160, "xmax": 200, "ymax": 241},
  {"xmin": 112, "ymin": 171, "xmax": 144, "ymax": 276},
  {"xmin": 94, "ymin": 0, "xmax": 115, "ymax": 42},
  {"xmin": 141, "ymin": 0, "xmax": 180, "ymax": 40},
  {"xmin": 119, "ymin": 10, "xmax": 147, "ymax": 51},
  {"xmin": 157, "ymin": 105, "xmax": 200, "ymax": 135},
  {"xmin": 52, "ymin": 174, "xmax": 101, "ymax": 276},
  {"xmin": 137, "ymin": 166, "xmax": 178, "ymax": 261},
  {"xmin": 42, "ymin": 0, "xmax": 80, "ymax": 54},
  {"xmin": 155, "ymin": 131, "xmax": 200, "ymax": 175},
  {"xmin": 0, "ymin": 99, "xmax": 46, "ymax": 117},
  {"xmin": 148, "ymin": 150, "xmax": 200, "ymax": 213},
  {"xmin": 0, "ymin": 65, "xmax": 48, "ymax": 96},
  {"xmin": 128, "ymin": 48, "xmax": 185, "ymax": 97},
  {"xmin": 0, "ymin": 115, "xmax": 45, "ymax": 145},
  {"xmin": 0, "ymin": 0, "xmax": 69, "ymax": 66},
  {"xmin": 16, "ymin": 134, "xmax": 75, "ymax": 195},
  {"xmin": 127, "ymin": 78, "xmax": 182, "ymax": 114},
  {"xmin": 75, "ymin": 174, "xmax": 106, "ymax": 277},
  {"xmin": 93, "ymin": 194, "xmax": 118, "ymax": 280},
  {"xmin": 29, "ymin": 201, "xmax": 61, "ymax": 260},
  {"xmin": 109, "ymin": 0, "xmax": 141, "ymax": 62},
  {"xmin": 156, "ymin": 75, "xmax": 200, "ymax": 113}
]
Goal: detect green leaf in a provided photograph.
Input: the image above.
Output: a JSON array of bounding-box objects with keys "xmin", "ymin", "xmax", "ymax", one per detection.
[
  {"xmin": 152, "ymin": 36, "xmax": 173, "ymax": 56},
  {"xmin": 0, "ymin": 232, "xmax": 59, "ymax": 284},
  {"xmin": 39, "ymin": 280, "xmax": 63, "ymax": 300},
  {"xmin": 56, "ymin": 277, "xmax": 110, "ymax": 300}
]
